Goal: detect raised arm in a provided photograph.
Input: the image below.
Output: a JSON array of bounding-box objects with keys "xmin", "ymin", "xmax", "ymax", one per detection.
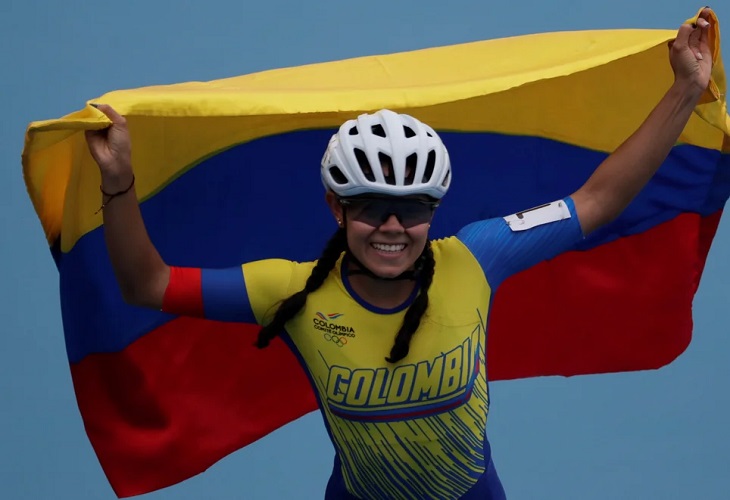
[
  {"xmin": 86, "ymin": 104, "xmax": 170, "ymax": 309},
  {"xmin": 571, "ymin": 10, "xmax": 713, "ymax": 235}
]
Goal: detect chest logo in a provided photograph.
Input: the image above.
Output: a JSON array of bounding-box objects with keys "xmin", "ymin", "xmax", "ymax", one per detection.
[{"xmin": 313, "ymin": 312, "xmax": 356, "ymax": 345}]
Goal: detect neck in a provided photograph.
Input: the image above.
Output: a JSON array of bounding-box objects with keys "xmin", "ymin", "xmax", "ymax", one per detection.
[
  {"xmin": 342, "ymin": 250, "xmax": 424, "ymax": 309},
  {"xmin": 347, "ymin": 272, "xmax": 418, "ymax": 310}
]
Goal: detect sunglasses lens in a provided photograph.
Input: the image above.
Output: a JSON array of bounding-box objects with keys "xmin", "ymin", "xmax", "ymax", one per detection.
[{"xmin": 346, "ymin": 199, "xmax": 435, "ymax": 228}]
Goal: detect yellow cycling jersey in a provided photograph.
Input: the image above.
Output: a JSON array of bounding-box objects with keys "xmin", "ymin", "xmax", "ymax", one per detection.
[{"xmin": 244, "ymin": 236, "xmax": 491, "ymax": 499}]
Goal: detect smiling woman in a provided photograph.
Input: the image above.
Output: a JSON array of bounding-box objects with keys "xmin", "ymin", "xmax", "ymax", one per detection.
[{"xmin": 20, "ymin": 6, "xmax": 730, "ymax": 500}]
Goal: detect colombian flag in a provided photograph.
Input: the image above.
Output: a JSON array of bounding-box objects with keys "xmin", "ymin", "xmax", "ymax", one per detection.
[{"xmin": 22, "ymin": 8, "xmax": 730, "ymax": 498}]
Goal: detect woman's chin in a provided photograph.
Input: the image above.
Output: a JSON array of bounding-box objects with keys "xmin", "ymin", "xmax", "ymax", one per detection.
[{"xmin": 354, "ymin": 248, "xmax": 418, "ymax": 278}]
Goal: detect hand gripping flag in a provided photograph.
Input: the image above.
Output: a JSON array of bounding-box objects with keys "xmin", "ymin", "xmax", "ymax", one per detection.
[{"xmin": 22, "ymin": 8, "xmax": 730, "ymax": 498}]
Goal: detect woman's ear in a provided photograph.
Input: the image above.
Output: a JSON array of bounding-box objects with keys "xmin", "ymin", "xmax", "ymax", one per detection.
[{"xmin": 325, "ymin": 191, "xmax": 344, "ymax": 227}]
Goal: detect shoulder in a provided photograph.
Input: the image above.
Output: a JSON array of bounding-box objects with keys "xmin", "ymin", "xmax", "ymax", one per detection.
[
  {"xmin": 427, "ymin": 237, "xmax": 492, "ymax": 324},
  {"xmin": 243, "ymin": 258, "xmax": 316, "ymax": 282},
  {"xmin": 430, "ymin": 236, "xmax": 486, "ymax": 280},
  {"xmin": 432, "ymin": 236, "xmax": 474, "ymax": 256},
  {"xmin": 242, "ymin": 258, "xmax": 319, "ymax": 317}
]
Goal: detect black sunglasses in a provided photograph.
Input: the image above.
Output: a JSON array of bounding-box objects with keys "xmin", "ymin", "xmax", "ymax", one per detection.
[{"xmin": 338, "ymin": 196, "xmax": 439, "ymax": 228}]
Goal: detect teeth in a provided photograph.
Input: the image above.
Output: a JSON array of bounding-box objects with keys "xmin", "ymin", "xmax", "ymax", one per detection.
[{"xmin": 372, "ymin": 243, "xmax": 406, "ymax": 252}]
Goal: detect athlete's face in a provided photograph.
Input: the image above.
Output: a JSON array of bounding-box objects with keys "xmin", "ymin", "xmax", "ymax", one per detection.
[{"xmin": 326, "ymin": 191, "xmax": 433, "ymax": 279}]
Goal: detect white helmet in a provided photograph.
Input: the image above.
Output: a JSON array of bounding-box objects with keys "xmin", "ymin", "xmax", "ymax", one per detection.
[{"xmin": 321, "ymin": 109, "xmax": 451, "ymax": 199}]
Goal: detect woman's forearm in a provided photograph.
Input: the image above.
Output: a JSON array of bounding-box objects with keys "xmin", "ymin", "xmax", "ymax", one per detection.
[{"xmin": 100, "ymin": 169, "xmax": 170, "ymax": 309}]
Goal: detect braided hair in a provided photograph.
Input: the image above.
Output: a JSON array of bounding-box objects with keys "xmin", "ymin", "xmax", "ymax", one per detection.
[
  {"xmin": 255, "ymin": 230, "xmax": 436, "ymax": 363},
  {"xmin": 255, "ymin": 228, "xmax": 347, "ymax": 348},
  {"xmin": 385, "ymin": 240, "xmax": 435, "ymax": 363}
]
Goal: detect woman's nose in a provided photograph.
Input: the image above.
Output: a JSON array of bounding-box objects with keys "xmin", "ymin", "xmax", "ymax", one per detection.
[{"xmin": 378, "ymin": 214, "xmax": 405, "ymax": 231}]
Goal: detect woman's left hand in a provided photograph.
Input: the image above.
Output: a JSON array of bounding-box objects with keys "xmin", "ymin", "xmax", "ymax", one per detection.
[{"xmin": 668, "ymin": 8, "xmax": 713, "ymax": 93}]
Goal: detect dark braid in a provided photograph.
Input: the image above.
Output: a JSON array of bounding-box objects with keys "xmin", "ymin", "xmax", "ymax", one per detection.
[
  {"xmin": 255, "ymin": 228, "xmax": 347, "ymax": 348},
  {"xmin": 386, "ymin": 241, "xmax": 436, "ymax": 363}
]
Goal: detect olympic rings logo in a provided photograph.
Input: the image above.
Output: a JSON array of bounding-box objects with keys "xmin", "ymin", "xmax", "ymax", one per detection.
[{"xmin": 324, "ymin": 333, "xmax": 348, "ymax": 347}]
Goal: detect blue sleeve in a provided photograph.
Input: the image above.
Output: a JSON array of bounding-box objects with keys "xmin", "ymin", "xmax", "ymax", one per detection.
[
  {"xmin": 200, "ymin": 267, "xmax": 257, "ymax": 323},
  {"xmin": 456, "ymin": 197, "xmax": 584, "ymax": 290}
]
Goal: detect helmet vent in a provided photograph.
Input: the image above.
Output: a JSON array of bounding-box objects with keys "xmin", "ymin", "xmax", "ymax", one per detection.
[
  {"xmin": 348, "ymin": 126, "xmax": 359, "ymax": 135},
  {"xmin": 379, "ymin": 153, "xmax": 395, "ymax": 185},
  {"xmin": 329, "ymin": 166, "xmax": 348, "ymax": 185},
  {"xmin": 405, "ymin": 153, "xmax": 417, "ymax": 185},
  {"xmin": 354, "ymin": 148, "xmax": 375, "ymax": 181},
  {"xmin": 442, "ymin": 170, "xmax": 451, "ymax": 187},
  {"xmin": 426, "ymin": 131, "xmax": 433, "ymax": 137},
  {"xmin": 403, "ymin": 126, "xmax": 416, "ymax": 138},
  {"xmin": 371, "ymin": 124, "xmax": 386, "ymax": 137},
  {"xmin": 423, "ymin": 150, "xmax": 436, "ymax": 182}
]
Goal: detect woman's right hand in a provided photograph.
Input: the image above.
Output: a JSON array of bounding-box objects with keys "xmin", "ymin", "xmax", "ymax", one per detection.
[{"xmin": 85, "ymin": 104, "xmax": 134, "ymax": 191}]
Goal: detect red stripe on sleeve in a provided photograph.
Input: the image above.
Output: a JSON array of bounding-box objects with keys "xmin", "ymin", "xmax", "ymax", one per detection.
[{"xmin": 162, "ymin": 267, "xmax": 205, "ymax": 317}]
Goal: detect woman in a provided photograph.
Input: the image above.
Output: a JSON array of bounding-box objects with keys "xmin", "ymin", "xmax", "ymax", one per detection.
[{"xmin": 86, "ymin": 11, "xmax": 712, "ymax": 500}]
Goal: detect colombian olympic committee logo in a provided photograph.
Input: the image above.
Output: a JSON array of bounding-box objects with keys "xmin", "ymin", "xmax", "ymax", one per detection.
[
  {"xmin": 313, "ymin": 312, "xmax": 356, "ymax": 346},
  {"xmin": 316, "ymin": 312, "xmax": 344, "ymax": 321},
  {"xmin": 324, "ymin": 333, "xmax": 348, "ymax": 347}
]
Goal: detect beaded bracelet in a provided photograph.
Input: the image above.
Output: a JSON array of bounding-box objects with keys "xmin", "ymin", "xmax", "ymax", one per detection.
[{"xmin": 95, "ymin": 175, "xmax": 135, "ymax": 214}]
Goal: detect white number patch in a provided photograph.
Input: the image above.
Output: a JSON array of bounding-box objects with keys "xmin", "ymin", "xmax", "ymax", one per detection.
[{"xmin": 503, "ymin": 200, "xmax": 571, "ymax": 231}]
